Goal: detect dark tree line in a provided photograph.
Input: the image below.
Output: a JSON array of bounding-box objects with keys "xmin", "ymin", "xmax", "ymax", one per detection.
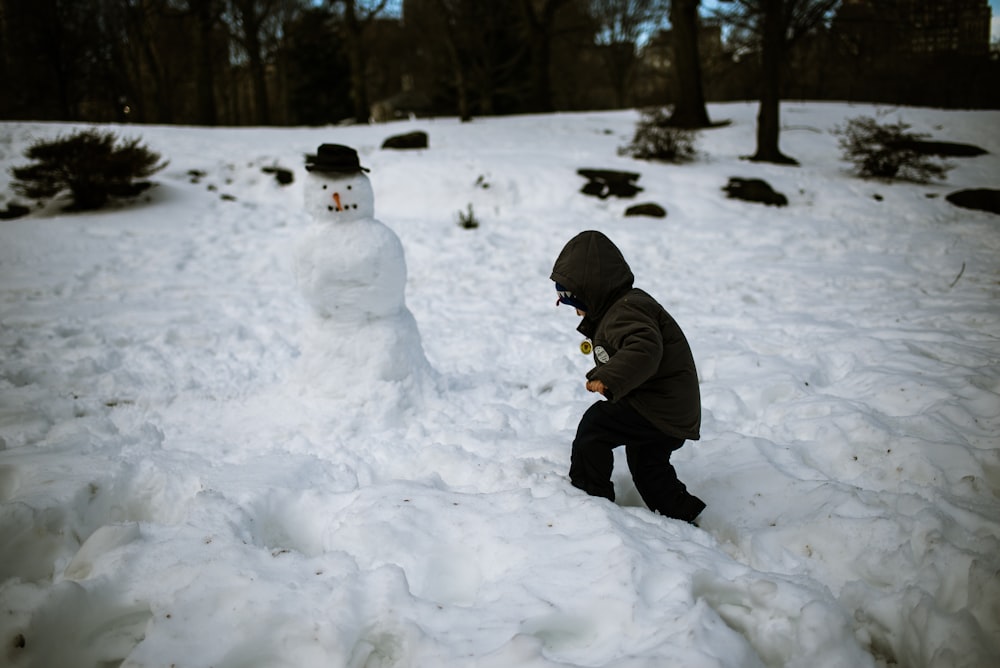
[
  {"xmin": 0, "ymin": 0, "xmax": 594, "ymax": 125},
  {"xmin": 2, "ymin": 1, "xmax": 996, "ymax": 162}
]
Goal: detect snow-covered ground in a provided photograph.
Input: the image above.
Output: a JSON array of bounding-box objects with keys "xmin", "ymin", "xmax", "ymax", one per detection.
[{"xmin": 1, "ymin": 102, "xmax": 998, "ymax": 667}]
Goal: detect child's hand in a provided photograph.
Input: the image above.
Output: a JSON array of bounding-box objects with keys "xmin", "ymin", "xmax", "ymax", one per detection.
[{"xmin": 586, "ymin": 379, "xmax": 607, "ymax": 396}]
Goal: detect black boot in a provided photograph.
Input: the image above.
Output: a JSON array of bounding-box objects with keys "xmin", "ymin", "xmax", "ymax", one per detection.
[{"xmin": 673, "ymin": 494, "xmax": 706, "ymax": 525}]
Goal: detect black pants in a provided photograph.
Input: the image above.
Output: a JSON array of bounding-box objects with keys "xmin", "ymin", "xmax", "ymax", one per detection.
[{"xmin": 569, "ymin": 399, "xmax": 705, "ymax": 522}]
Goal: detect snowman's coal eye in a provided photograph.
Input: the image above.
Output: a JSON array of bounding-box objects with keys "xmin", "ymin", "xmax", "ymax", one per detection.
[
  {"xmin": 328, "ymin": 206, "xmax": 333, "ymax": 211},
  {"xmin": 322, "ymin": 185, "xmax": 327, "ymax": 190}
]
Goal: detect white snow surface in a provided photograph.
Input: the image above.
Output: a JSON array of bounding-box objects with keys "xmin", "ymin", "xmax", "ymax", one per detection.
[{"xmin": 1, "ymin": 102, "xmax": 998, "ymax": 668}]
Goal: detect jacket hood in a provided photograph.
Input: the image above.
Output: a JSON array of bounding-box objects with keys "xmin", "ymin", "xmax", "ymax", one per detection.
[{"xmin": 550, "ymin": 230, "xmax": 634, "ymax": 325}]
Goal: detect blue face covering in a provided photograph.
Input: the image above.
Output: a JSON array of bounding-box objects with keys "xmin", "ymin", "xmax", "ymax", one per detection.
[{"xmin": 555, "ymin": 282, "xmax": 587, "ymax": 311}]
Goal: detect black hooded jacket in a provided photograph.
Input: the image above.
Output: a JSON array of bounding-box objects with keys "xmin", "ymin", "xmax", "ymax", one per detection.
[{"xmin": 551, "ymin": 230, "xmax": 700, "ymax": 441}]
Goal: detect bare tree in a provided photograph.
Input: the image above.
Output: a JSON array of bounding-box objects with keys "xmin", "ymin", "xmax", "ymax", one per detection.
[
  {"xmin": 460, "ymin": 2, "xmax": 524, "ymax": 116},
  {"xmin": 119, "ymin": 0, "xmax": 186, "ymax": 123},
  {"xmin": 717, "ymin": 0, "xmax": 839, "ymax": 164},
  {"xmin": 667, "ymin": 0, "xmax": 711, "ymax": 127},
  {"xmin": 0, "ymin": 0, "xmax": 96, "ymax": 120},
  {"xmin": 403, "ymin": 0, "xmax": 525, "ymax": 120},
  {"xmin": 181, "ymin": 0, "xmax": 225, "ymax": 126},
  {"xmin": 519, "ymin": 0, "xmax": 573, "ymax": 113},
  {"xmin": 225, "ymin": 0, "xmax": 306, "ymax": 125},
  {"xmin": 284, "ymin": 4, "xmax": 352, "ymax": 124},
  {"xmin": 228, "ymin": 0, "xmax": 275, "ymax": 124},
  {"xmin": 430, "ymin": 0, "xmax": 474, "ymax": 121},
  {"xmin": 589, "ymin": 0, "xmax": 662, "ymax": 108},
  {"xmin": 330, "ymin": 0, "xmax": 388, "ymax": 123}
]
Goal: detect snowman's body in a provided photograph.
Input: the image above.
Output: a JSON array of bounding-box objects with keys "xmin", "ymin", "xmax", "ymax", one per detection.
[
  {"xmin": 294, "ymin": 151, "xmax": 430, "ymax": 392},
  {"xmin": 296, "ymin": 217, "xmax": 406, "ymax": 320}
]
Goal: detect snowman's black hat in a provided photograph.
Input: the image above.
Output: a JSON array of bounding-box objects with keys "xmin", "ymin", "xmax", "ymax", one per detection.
[{"xmin": 305, "ymin": 144, "xmax": 369, "ymax": 173}]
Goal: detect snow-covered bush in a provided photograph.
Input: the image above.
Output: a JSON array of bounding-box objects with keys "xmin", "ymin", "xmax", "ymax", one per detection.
[
  {"xmin": 10, "ymin": 130, "xmax": 167, "ymax": 211},
  {"xmin": 834, "ymin": 116, "xmax": 952, "ymax": 183},
  {"xmin": 619, "ymin": 107, "xmax": 698, "ymax": 163}
]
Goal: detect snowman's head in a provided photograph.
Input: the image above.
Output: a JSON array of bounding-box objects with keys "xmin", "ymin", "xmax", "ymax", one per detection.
[
  {"xmin": 304, "ymin": 144, "xmax": 375, "ymax": 223},
  {"xmin": 305, "ymin": 171, "xmax": 375, "ymax": 223}
]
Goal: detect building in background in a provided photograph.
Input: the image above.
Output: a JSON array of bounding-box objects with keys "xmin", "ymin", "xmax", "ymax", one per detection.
[
  {"xmin": 831, "ymin": 0, "xmax": 996, "ymax": 107},
  {"xmin": 836, "ymin": 0, "xmax": 991, "ymax": 55}
]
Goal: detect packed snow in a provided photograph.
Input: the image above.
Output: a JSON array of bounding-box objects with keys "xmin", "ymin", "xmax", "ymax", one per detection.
[
  {"xmin": 292, "ymin": 145, "xmax": 431, "ymax": 411},
  {"xmin": 0, "ymin": 102, "xmax": 998, "ymax": 668}
]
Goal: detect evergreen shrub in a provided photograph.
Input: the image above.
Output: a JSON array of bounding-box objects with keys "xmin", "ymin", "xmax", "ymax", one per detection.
[
  {"xmin": 619, "ymin": 107, "xmax": 697, "ymax": 163},
  {"xmin": 834, "ymin": 116, "xmax": 952, "ymax": 183},
  {"xmin": 11, "ymin": 130, "xmax": 167, "ymax": 211}
]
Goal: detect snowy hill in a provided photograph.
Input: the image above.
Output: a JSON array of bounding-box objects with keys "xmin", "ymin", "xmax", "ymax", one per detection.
[{"xmin": 1, "ymin": 102, "xmax": 998, "ymax": 667}]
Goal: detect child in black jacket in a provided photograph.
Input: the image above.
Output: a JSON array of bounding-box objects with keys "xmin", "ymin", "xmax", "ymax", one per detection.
[{"xmin": 551, "ymin": 230, "xmax": 705, "ymax": 523}]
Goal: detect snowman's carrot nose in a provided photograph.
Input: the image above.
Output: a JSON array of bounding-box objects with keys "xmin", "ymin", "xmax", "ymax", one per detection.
[{"xmin": 333, "ymin": 192, "xmax": 343, "ymax": 211}]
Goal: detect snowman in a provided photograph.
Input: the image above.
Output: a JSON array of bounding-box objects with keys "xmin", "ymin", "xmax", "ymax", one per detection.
[{"xmin": 294, "ymin": 144, "xmax": 431, "ymax": 400}]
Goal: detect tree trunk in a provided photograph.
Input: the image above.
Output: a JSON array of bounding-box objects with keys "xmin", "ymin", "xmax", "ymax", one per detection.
[
  {"xmin": 445, "ymin": 34, "xmax": 471, "ymax": 121},
  {"xmin": 340, "ymin": 0, "xmax": 370, "ymax": 123},
  {"xmin": 522, "ymin": 17, "xmax": 552, "ymax": 112},
  {"xmin": 520, "ymin": 0, "xmax": 568, "ymax": 113},
  {"xmin": 0, "ymin": 5, "xmax": 8, "ymax": 109},
  {"xmin": 478, "ymin": 84, "xmax": 494, "ymax": 116},
  {"xmin": 529, "ymin": 32, "xmax": 552, "ymax": 112},
  {"xmin": 433, "ymin": 0, "xmax": 471, "ymax": 121},
  {"xmin": 608, "ymin": 42, "xmax": 635, "ymax": 109},
  {"xmin": 750, "ymin": 0, "xmax": 796, "ymax": 164},
  {"xmin": 118, "ymin": 0, "xmax": 174, "ymax": 124},
  {"xmin": 138, "ymin": 23, "xmax": 173, "ymax": 123},
  {"xmin": 346, "ymin": 46, "xmax": 368, "ymax": 123},
  {"xmin": 193, "ymin": 1, "xmax": 218, "ymax": 126},
  {"xmin": 668, "ymin": 0, "xmax": 711, "ymax": 128},
  {"xmin": 246, "ymin": 33, "xmax": 271, "ymax": 125},
  {"xmin": 453, "ymin": 61, "xmax": 471, "ymax": 121}
]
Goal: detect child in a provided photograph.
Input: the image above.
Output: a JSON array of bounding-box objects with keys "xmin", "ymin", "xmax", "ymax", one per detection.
[{"xmin": 551, "ymin": 230, "xmax": 705, "ymax": 523}]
